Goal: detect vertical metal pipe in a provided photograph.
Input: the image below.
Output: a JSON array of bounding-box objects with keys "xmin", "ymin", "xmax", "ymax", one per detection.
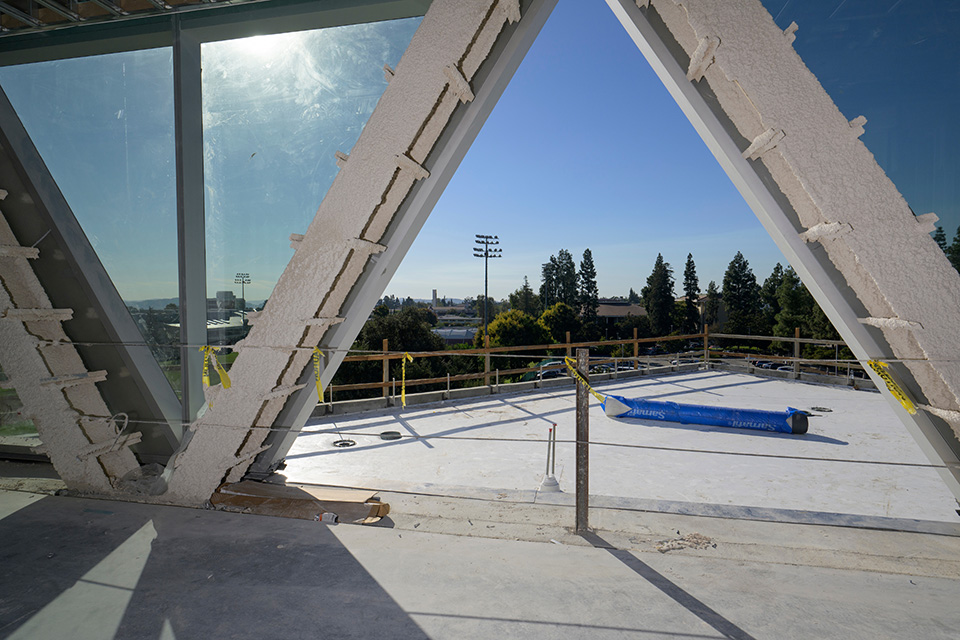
[
  {"xmin": 484, "ymin": 333, "xmax": 491, "ymax": 387},
  {"xmin": 575, "ymin": 348, "xmax": 589, "ymax": 533},
  {"xmin": 551, "ymin": 423, "xmax": 557, "ymax": 476},
  {"xmin": 545, "ymin": 427, "xmax": 552, "ymax": 476}
]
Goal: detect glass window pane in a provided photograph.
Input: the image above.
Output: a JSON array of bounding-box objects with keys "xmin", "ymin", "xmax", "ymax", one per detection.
[
  {"xmin": 201, "ymin": 17, "xmax": 421, "ymax": 345},
  {"xmin": 0, "ymin": 49, "xmax": 181, "ymax": 394}
]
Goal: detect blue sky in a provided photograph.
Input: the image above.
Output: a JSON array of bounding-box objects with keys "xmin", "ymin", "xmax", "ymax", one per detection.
[
  {"xmin": 0, "ymin": 0, "xmax": 956, "ymax": 305},
  {"xmin": 389, "ymin": 0, "xmax": 783, "ymax": 301}
]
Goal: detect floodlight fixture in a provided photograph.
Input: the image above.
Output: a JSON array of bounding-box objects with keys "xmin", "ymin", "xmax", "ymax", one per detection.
[{"xmin": 472, "ymin": 234, "xmax": 503, "ymax": 339}]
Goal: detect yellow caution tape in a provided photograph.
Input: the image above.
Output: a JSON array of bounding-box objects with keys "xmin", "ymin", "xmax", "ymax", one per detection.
[
  {"xmin": 200, "ymin": 346, "xmax": 211, "ymax": 388},
  {"xmin": 313, "ymin": 347, "xmax": 324, "ymax": 402},
  {"xmin": 563, "ymin": 357, "xmax": 605, "ymax": 404},
  {"xmin": 199, "ymin": 346, "xmax": 231, "ymax": 389},
  {"xmin": 867, "ymin": 360, "xmax": 916, "ymax": 415},
  {"xmin": 401, "ymin": 352, "xmax": 413, "ymax": 407}
]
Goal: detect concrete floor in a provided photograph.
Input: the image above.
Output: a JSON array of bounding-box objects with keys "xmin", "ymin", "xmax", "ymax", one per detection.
[
  {"xmin": 286, "ymin": 371, "xmax": 960, "ymax": 523},
  {"xmin": 4, "ymin": 371, "xmax": 960, "ymax": 639},
  {"xmin": 1, "ymin": 488, "xmax": 959, "ymax": 640}
]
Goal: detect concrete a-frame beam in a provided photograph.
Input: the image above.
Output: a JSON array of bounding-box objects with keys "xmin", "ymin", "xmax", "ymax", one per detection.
[
  {"xmin": 160, "ymin": 0, "xmax": 540, "ymax": 505},
  {"xmin": 166, "ymin": 0, "xmax": 960, "ymax": 507},
  {"xmin": 607, "ymin": 0, "xmax": 960, "ymax": 502}
]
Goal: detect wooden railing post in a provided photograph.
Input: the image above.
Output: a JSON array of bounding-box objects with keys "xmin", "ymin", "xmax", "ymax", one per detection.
[
  {"xmin": 704, "ymin": 324, "xmax": 710, "ymax": 365},
  {"xmin": 793, "ymin": 327, "xmax": 801, "ymax": 376},
  {"xmin": 382, "ymin": 338, "xmax": 389, "ymax": 398},
  {"xmin": 633, "ymin": 327, "xmax": 638, "ymax": 367},
  {"xmin": 484, "ymin": 333, "xmax": 491, "ymax": 387},
  {"xmin": 565, "ymin": 331, "xmax": 572, "ymax": 358},
  {"xmin": 575, "ymin": 348, "xmax": 590, "ymax": 533}
]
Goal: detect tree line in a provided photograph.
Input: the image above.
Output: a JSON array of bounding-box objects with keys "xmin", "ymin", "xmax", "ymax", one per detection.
[
  {"xmin": 332, "ymin": 245, "xmax": 859, "ymax": 398},
  {"xmin": 933, "ymin": 225, "xmax": 960, "ymax": 273}
]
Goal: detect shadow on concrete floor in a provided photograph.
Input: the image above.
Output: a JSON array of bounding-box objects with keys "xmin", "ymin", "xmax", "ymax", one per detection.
[{"xmin": 0, "ymin": 495, "xmax": 428, "ymax": 640}]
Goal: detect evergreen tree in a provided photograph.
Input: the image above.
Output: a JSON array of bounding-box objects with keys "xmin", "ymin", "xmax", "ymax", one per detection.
[
  {"xmin": 772, "ymin": 267, "xmax": 814, "ymax": 343},
  {"xmin": 578, "ymin": 249, "xmax": 599, "ymax": 326},
  {"xmin": 934, "ymin": 226, "xmax": 947, "ymax": 252},
  {"xmin": 641, "ymin": 253, "xmax": 675, "ymax": 336},
  {"xmin": 555, "ymin": 249, "xmax": 578, "ymax": 308},
  {"xmin": 721, "ymin": 251, "xmax": 761, "ymax": 334},
  {"xmin": 508, "ymin": 276, "xmax": 540, "ymax": 316},
  {"xmin": 947, "ymin": 226, "xmax": 960, "ymax": 273},
  {"xmin": 540, "ymin": 256, "xmax": 558, "ymax": 308},
  {"xmin": 627, "ymin": 288, "xmax": 641, "ymax": 304},
  {"xmin": 760, "ymin": 263, "xmax": 784, "ymax": 336},
  {"xmin": 538, "ymin": 302, "xmax": 581, "ymax": 343},
  {"xmin": 682, "ymin": 253, "xmax": 700, "ymax": 333},
  {"xmin": 808, "ymin": 300, "xmax": 839, "ymax": 341},
  {"xmin": 703, "ymin": 281, "xmax": 720, "ymax": 328}
]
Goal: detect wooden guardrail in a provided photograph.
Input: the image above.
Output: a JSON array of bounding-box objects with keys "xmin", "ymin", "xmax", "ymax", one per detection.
[{"xmin": 322, "ymin": 324, "xmax": 861, "ymax": 402}]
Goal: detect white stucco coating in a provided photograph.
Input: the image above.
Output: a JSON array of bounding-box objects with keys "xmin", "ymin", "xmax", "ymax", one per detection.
[
  {"xmin": 646, "ymin": 0, "xmax": 960, "ymax": 436},
  {"xmin": 0, "ymin": 210, "xmax": 138, "ymax": 492}
]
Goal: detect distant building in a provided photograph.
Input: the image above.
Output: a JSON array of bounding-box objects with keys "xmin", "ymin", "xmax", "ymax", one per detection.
[
  {"xmin": 433, "ymin": 327, "xmax": 477, "ymax": 345},
  {"xmin": 596, "ymin": 298, "xmax": 647, "ymax": 337}
]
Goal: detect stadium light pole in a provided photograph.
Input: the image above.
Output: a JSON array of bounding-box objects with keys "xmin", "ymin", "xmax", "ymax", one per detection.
[
  {"xmin": 234, "ymin": 272, "xmax": 251, "ymax": 324},
  {"xmin": 473, "ymin": 235, "xmax": 502, "ymax": 339}
]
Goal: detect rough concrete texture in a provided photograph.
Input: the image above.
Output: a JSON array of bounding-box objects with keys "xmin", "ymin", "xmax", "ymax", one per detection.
[
  {"xmin": 0, "ymin": 207, "xmax": 138, "ymax": 493},
  {"xmin": 647, "ymin": 0, "xmax": 960, "ymax": 439},
  {"xmin": 163, "ymin": 0, "xmax": 519, "ymax": 505},
  {"xmin": 2, "ymin": 490, "xmax": 959, "ymax": 639}
]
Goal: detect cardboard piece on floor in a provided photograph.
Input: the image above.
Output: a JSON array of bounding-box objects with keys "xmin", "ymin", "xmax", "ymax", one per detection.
[{"xmin": 212, "ymin": 480, "xmax": 389, "ymax": 524}]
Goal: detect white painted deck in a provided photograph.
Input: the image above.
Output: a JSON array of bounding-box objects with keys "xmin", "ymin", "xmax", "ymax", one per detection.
[{"xmin": 284, "ymin": 370, "xmax": 960, "ymax": 523}]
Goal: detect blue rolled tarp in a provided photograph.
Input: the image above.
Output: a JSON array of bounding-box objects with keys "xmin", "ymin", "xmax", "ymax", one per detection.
[{"xmin": 603, "ymin": 394, "xmax": 808, "ymax": 434}]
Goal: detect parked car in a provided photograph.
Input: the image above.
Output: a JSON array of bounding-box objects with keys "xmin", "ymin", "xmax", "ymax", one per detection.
[{"xmin": 537, "ymin": 369, "xmax": 563, "ymax": 380}]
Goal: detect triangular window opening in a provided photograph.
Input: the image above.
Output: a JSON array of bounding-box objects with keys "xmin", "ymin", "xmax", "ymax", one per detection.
[{"xmin": 281, "ymin": 0, "xmax": 960, "ymax": 524}]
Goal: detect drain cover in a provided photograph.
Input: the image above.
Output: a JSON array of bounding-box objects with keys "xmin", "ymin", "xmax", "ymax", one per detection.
[
  {"xmin": 332, "ymin": 439, "xmax": 356, "ymax": 448},
  {"xmin": 810, "ymin": 406, "xmax": 832, "ymax": 413},
  {"xmin": 380, "ymin": 431, "xmax": 402, "ymax": 441}
]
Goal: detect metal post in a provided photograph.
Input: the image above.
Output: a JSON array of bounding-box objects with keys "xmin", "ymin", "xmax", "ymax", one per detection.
[
  {"xmin": 382, "ymin": 338, "xmax": 389, "ymax": 398},
  {"xmin": 545, "ymin": 427, "xmax": 552, "ymax": 476},
  {"xmin": 484, "ymin": 333, "xmax": 491, "ymax": 387},
  {"xmin": 173, "ymin": 16, "xmax": 206, "ymax": 425},
  {"xmin": 575, "ymin": 347, "xmax": 589, "ymax": 533},
  {"xmin": 551, "ymin": 423, "xmax": 557, "ymax": 476},
  {"xmin": 473, "ymin": 234, "xmax": 501, "ymax": 341}
]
